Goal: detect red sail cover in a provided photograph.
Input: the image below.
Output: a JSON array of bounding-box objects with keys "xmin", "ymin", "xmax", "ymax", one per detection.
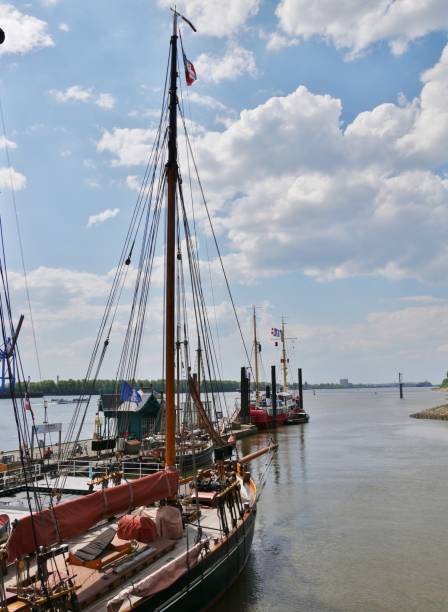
[{"xmin": 7, "ymin": 469, "xmax": 178, "ymax": 561}]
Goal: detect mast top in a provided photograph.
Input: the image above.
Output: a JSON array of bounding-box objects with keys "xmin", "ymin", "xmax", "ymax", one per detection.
[{"xmin": 170, "ymin": 8, "xmax": 197, "ymax": 32}]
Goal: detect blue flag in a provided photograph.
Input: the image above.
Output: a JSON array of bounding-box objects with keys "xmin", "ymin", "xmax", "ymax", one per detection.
[{"xmin": 120, "ymin": 381, "xmax": 142, "ymax": 404}]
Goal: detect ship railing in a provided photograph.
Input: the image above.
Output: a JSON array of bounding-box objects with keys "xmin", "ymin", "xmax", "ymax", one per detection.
[
  {"xmin": 0, "ymin": 463, "xmax": 42, "ymax": 489},
  {"xmin": 54, "ymin": 459, "xmax": 164, "ymax": 479}
]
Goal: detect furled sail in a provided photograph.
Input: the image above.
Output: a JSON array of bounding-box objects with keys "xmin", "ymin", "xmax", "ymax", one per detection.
[{"xmin": 7, "ymin": 469, "xmax": 178, "ymax": 561}]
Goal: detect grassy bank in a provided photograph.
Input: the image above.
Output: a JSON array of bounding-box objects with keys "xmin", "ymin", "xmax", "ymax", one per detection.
[{"xmin": 410, "ymin": 404, "xmax": 448, "ymax": 420}]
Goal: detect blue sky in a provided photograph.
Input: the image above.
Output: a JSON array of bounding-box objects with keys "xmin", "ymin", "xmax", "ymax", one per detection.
[{"xmin": 1, "ymin": 0, "xmax": 448, "ymax": 384}]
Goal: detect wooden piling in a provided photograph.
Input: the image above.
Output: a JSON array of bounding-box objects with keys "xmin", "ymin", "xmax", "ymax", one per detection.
[
  {"xmin": 298, "ymin": 368, "xmax": 303, "ymax": 410},
  {"xmin": 240, "ymin": 367, "xmax": 250, "ymax": 424},
  {"xmin": 271, "ymin": 365, "xmax": 277, "ymax": 422}
]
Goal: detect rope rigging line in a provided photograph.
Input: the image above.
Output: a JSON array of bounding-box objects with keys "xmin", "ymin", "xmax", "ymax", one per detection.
[
  {"xmin": 177, "ymin": 76, "xmax": 230, "ymax": 421},
  {"xmin": 0, "ymin": 95, "xmax": 43, "ymax": 381},
  {"xmin": 0, "ymin": 219, "xmax": 73, "ymax": 608},
  {"xmin": 177, "ymin": 105, "xmax": 254, "ymax": 382},
  {"xmin": 55, "ymin": 49, "xmax": 173, "ymax": 487},
  {"xmin": 177, "ymin": 178, "xmax": 229, "ymax": 430}
]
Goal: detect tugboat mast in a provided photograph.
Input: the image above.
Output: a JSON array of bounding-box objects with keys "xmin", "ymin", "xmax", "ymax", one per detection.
[
  {"xmin": 253, "ymin": 306, "xmax": 260, "ymax": 404},
  {"xmin": 281, "ymin": 317, "xmax": 288, "ymax": 392},
  {"xmin": 165, "ymin": 10, "xmax": 178, "ymax": 469}
]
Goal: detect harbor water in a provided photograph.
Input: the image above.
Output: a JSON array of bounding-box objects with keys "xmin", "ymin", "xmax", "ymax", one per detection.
[
  {"xmin": 216, "ymin": 387, "xmax": 448, "ymax": 612},
  {"xmin": 1, "ymin": 388, "xmax": 448, "ymax": 611},
  {"xmin": 0, "ymin": 396, "xmax": 96, "ymax": 453}
]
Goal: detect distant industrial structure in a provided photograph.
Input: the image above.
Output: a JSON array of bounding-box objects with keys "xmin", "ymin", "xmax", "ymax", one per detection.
[{"xmin": 339, "ymin": 378, "xmax": 350, "ymax": 387}]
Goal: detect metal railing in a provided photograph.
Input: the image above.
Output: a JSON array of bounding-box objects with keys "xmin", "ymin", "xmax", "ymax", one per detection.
[
  {"xmin": 0, "ymin": 463, "xmax": 41, "ymax": 489},
  {"xmin": 55, "ymin": 459, "xmax": 163, "ymax": 480}
]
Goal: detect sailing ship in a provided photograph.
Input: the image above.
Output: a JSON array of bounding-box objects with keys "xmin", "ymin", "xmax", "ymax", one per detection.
[
  {"xmin": 277, "ymin": 318, "xmax": 309, "ymax": 425},
  {"xmin": 246, "ymin": 307, "xmax": 288, "ymax": 428},
  {"xmin": 244, "ymin": 314, "xmax": 309, "ymax": 427},
  {"xmin": 0, "ymin": 10, "xmax": 277, "ymax": 611},
  {"xmin": 97, "ymin": 386, "xmax": 215, "ymax": 470}
]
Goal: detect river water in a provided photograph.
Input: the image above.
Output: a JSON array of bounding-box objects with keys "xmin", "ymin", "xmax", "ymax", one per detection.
[
  {"xmin": 1, "ymin": 388, "xmax": 447, "ymax": 611},
  {"xmin": 0, "ymin": 396, "xmax": 97, "ymax": 452},
  {"xmin": 215, "ymin": 387, "xmax": 448, "ymax": 612}
]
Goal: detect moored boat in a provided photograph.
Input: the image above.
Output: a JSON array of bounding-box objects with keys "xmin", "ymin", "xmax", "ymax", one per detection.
[
  {"xmin": 243, "ymin": 309, "xmax": 288, "ymax": 428},
  {"xmin": 0, "ymin": 11, "xmax": 277, "ymax": 611}
]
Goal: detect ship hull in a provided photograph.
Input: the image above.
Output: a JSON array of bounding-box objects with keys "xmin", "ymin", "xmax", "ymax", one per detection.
[
  {"xmin": 249, "ymin": 407, "xmax": 288, "ymax": 428},
  {"xmin": 140, "ymin": 444, "xmax": 214, "ymax": 472},
  {"xmin": 130, "ymin": 505, "xmax": 256, "ymax": 611},
  {"xmin": 175, "ymin": 443, "xmax": 214, "ymax": 470},
  {"xmin": 285, "ymin": 413, "xmax": 309, "ymax": 425}
]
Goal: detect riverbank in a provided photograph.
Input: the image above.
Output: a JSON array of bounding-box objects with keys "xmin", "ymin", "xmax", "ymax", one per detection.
[{"xmin": 410, "ymin": 404, "xmax": 448, "ymax": 420}]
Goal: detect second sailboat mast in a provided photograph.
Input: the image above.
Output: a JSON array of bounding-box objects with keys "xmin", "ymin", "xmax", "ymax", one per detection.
[
  {"xmin": 253, "ymin": 306, "xmax": 260, "ymax": 403},
  {"xmin": 165, "ymin": 12, "xmax": 178, "ymax": 469},
  {"xmin": 281, "ymin": 317, "xmax": 288, "ymax": 392}
]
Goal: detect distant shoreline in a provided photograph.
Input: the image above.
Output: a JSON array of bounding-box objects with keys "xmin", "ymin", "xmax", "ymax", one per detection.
[{"xmin": 410, "ymin": 405, "xmax": 448, "ymax": 421}]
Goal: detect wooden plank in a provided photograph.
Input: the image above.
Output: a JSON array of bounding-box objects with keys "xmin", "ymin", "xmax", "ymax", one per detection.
[
  {"xmin": 75, "ymin": 538, "xmax": 176, "ymax": 606},
  {"xmin": 74, "ymin": 526, "xmax": 116, "ymax": 562}
]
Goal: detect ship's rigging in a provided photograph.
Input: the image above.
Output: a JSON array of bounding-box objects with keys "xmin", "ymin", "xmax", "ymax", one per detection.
[{"xmin": 0, "ymin": 11, "xmax": 277, "ymax": 610}]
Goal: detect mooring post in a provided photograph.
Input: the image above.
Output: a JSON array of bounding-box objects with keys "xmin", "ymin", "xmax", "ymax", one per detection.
[
  {"xmin": 399, "ymin": 372, "xmax": 404, "ymax": 399},
  {"xmin": 271, "ymin": 365, "xmax": 277, "ymax": 423},
  {"xmin": 265, "ymin": 384, "xmax": 271, "ymax": 399},
  {"xmin": 240, "ymin": 366, "xmax": 249, "ymax": 424},
  {"xmin": 298, "ymin": 368, "xmax": 303, "ymax": 410}
]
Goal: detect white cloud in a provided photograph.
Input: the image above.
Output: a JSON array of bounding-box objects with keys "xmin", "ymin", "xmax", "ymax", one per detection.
[
  {"xmin": 158, "ymin": 0, "xmax": 259, "ymax": 37},
  {"xmin": 0, "ymin": 167, "xmax": 26, "ymax": 191},
  {"xmin": 8, "ymin": 267, "xmax": 112, "ymax": 298},
  {"xmin": 0, "ymin": 136, "xmax": 17, "ymax": 150},
  {"xmin": 97, "ymin": 128, "xmax": 156, "ymax": 166},
  {"xmin": 128, "ymin": 108, "xmax": 162, "ymax": 119},
  {"xmin": 275, "ymin": 0, "xmax": 448, "ymax": 57},
  {"xmin": 276, "ymin": 301, "xmax": 448, "ymax": 382},
  {"xmin": 95, "ymin": 93, "xmax": 115, "ymax": 110},
  {"xmin": 399, "ymin": 296, "xmax": 442, "ymax": 304},
  {"xmin": 264, "ymin": 31, "xmax": 299, "ymax": 52},
  {"xmin": 187, "ymin": 91, "xmax": 229, "ymax": 112},
  {"xmin": 0, "ymin": 4, "xmax": 54, "ymax": 54},
  {"xmin": 87, "ymin": 208, "xmax": 120, "ymax": 227},
  {"xmin": 395, "ymin": 45, "xmax": 448, "ymax": 163},
  {"xmin": 10, "ymin": 261, "xmax": 448, "ymax": 381},
  {"xmin": 84, "ymin": 178, "xmax": 100, "ymax": 189},
  {"xmin": 58, "ymin": 23, "xmax": 70, "ymax": 33},
  {"xmin": 49, "ymin": 86, "xmax": 116, "ymax": 110},
  {"xmin": 189, "ymin": 45, "xmax": 448, "ymax": 285},
  {"xmin": 96, "ymin": 43, "xmax": 448, "ymax": 287},
  {"xmin": 126, "ymin": 175, "xmax": 141, "ymax": 191},
  {"xmin": 194, "ymin": 43, "xmax": 257, "ymax": 83}
]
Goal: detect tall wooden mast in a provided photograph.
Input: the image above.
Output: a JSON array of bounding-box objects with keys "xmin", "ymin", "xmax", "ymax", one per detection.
[
  {"xmin": 281, "ymin": 317, "xmax": 288, "ymax": 392},
  {"xmin": 165, "ymin": 11, "xmax": 178, "ymax": 469},
  {"xmin": 253, "ymin": 306, "xmax": 260, "ymax": 404}
]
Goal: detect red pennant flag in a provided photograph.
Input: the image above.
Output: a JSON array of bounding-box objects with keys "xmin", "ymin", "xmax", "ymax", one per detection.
[{"xmin": 182, "ymin": 51, "xmax": 197, "ymax": 86}]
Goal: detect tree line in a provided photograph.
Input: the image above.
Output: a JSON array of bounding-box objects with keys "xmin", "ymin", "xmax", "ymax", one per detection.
[
  {"xmin": 24, "ymin": 377, "xmax": 434, "ymax": 396},
  {"xmin": 27, "ymin": 378, "xmax": 243, "ymax": 395}
]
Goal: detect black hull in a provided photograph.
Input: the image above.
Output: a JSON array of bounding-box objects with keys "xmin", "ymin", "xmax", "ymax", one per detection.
[
  {"xmin": 132, "ymin": 506, "xmax": 256, "ymax": 611},
  {"xmin": 285, "ymin": 413, "xmax": 310, "ymax": 425},
  {"xmin": 176, "ymin": 444, "xmax": 214, "ymax": 470}
]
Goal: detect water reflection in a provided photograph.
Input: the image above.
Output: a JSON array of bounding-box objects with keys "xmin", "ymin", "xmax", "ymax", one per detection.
[{"xmin": 214, "ymin": 388, "xmax": 448, "ymax": 612}]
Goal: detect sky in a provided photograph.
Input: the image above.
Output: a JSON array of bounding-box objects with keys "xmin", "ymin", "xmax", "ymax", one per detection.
[{"xmin": 1, "ymin": 0, "xmax": 448, "ymax": 385}]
